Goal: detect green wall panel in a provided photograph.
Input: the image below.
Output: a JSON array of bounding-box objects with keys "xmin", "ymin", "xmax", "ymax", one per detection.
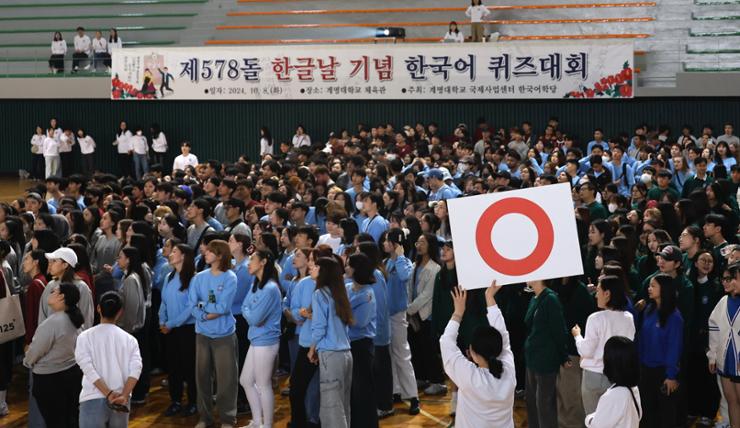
[{"xmin": 1, "ymin": 98, "xmax": 740, "ymax": 174}]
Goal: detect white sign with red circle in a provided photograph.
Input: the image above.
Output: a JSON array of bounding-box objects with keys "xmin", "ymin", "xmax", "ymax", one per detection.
[{"xmin": 448, "ymin": 182, "xmax": 583, "ymax": 289}]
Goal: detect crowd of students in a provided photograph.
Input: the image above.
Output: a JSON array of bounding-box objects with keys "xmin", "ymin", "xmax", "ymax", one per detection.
[
  {"xmin": 48, "ymin": 27, "xmax": 122, "ymax": 74},
  {"xmin": 1, "ymin": 115, "xmax": 740, "ymax": 428}
]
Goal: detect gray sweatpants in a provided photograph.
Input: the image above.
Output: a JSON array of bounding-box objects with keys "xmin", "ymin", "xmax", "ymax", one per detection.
[
  {"xmin": 195, "ymin": 333, "xmax": 238, "ymax": 426},
  {"xmin": 581, "ymin": 369, "xmax": 611, "ymax": 416},
  {"xmin": 319, "ymin": 350, "xmax": 353, "ymax": 428},
  {"xmin": 526, "ymin": 368, "xmax": 559, "ymax": 428}
]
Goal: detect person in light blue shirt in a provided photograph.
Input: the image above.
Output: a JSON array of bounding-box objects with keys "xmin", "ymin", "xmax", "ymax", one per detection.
[
  {"xmin": 382, "ymin": 229, "xmax": 420, "ymax": 414},
  {"xmin": 187, "ymin": 239, "xmax": 239, "ymax": 428},
  {"xmin": 283, "ymin": 248, "xmax": 312, "ymax": 373},
  {"xmin": 610, "ymin": 145, "xmax": 635, "ymax": 197},
  {"xmin": 586, "ymin": 129, "xmax": 609, "ymax": 154},
  {"xmin": 309, "ymin": 256, "xmax": 354, "ymax": 428},
  {"xmin": 426, "ymin": 169, "xmax": 458, "ymax": 201},
  {"xmin": 158, "ymin": 243, "xmax": 197, "ymax": 417},
  {"xmin": 345, "ymin": 253, "xmax": 379, "ymax": 427},
  {"xmin": 288, "ymin": 247, "xmax": 333, "ymax": 428},
  {"xmin": 152, "ymin": 243, "xmax": 173, "ymax": 292},
  {"xmin": 228, "ymin": 233, "xmax": 254, "ymax": 412},
  {"xmin": 240, "ymin": 249, "xmax": 282, "ymax": 428},
  {"xmin": 360, "ymin": 193, "xmax": 389, "ymax": 243}
]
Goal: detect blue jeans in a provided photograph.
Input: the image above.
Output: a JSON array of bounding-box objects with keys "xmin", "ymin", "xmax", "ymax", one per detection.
[
  {"xmin": 79, "ymin": 398, "xmax": 129, "ymax": 428},
  {"xmin": 133, "ymin": 153, "xmax": 148, "ymax": 180}
]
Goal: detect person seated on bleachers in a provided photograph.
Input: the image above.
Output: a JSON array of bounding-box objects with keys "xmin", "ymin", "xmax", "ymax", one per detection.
[
  {"xmin": 49, "ymin": 32, "xmax": 67, "ymax": 74},
  {"xmin": 72, "ymin": 27, "xmax": 92, "ymax": 73},
  {"xmin": 106, "ymin": 29, "xmax": 123, "ymax": 71},
  {"xmin": 442, "ymin": 21, "xmax": 465, "ymax": 43},
  {"xmin": 92, "ymin": 31, "xmax": 108, "ymax": 72}
]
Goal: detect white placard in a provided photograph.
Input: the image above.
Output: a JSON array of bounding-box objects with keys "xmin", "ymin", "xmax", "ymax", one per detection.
[
  {"xmin": 448, "ymin": 182, "xmax": 583, "ymax": 289},
  {"xmin": 111, "ymin": 41, "xmax": 634, "ymax": 100}
]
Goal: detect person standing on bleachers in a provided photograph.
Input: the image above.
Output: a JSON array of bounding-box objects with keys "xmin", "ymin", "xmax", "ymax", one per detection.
[
  {"xmin": 466, "ymin": 0, "xmax": 490, "ymax": 42},
  {"xmin": 72, "ymin": 27, "xmax": 92, "ymax": 73},
  {"xmin": 49, "ymin": 32, "xmax": 66, "ymax": 74}
]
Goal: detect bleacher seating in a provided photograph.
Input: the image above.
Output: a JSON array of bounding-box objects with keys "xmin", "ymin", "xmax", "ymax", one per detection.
[{"xmin": 0, "ymin": 0, "xmax": 207, "ymax": 76}]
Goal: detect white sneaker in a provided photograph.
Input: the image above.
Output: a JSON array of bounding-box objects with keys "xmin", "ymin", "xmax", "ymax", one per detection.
[
  {"xmin": 84, "ymin": 64, "xmax": 91, "ymax": 70},
  {"xmin": 0, "ymin": 401, "xmax": 8, "ymax": 417},
  {"xmin": 424, "ymin": 383, "xmax": 448, "ymax": 396},
  {"xmin": 238, "ymin": 422, "xmax": 262, "ymax": 428}
]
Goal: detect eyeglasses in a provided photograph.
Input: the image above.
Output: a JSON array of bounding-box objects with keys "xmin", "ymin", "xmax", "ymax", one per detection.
[
  {"xmin": 722, "ymin": 277, "xmax": 733, "ymax": 283},
  {"xmin": 697, "ymin": 258, "xmax": 714, "ymax": 264}
]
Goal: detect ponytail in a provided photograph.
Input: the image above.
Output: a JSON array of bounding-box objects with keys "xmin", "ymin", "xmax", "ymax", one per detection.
[
  {"xmin": 65, "ymin": 306, "xmax": 84, "ymax": 329},
  {"xmin": 488, "ymin": 356, "xmax": 504, "ymax": 379}
]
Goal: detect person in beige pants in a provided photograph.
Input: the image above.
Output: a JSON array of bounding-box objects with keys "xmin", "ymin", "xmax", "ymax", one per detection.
[{"xmin": 466, "ymin": 0, "xmax": 490, "ymax": 42}]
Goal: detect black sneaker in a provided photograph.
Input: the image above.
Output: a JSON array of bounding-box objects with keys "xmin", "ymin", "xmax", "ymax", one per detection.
[
  {"xmin": 393, "ymin": 394, "xmax": 402, "ymax": 404},
  {"xmin": 408, "ymin": 398, "xmax": 420, "ymax": 415},
  {"xmin": 237, "ymin": 401, "xmax": 251, "ymax": 416},
  {"xmin": 164, "ymin": 403, "xmax": 182, "ymax": 417},
  {"xmin": 182, "ymin": 403, "xmax": 198, "ymax": 417}
]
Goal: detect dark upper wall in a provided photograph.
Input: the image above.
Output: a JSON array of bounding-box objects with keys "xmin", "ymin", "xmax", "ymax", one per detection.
[{"xmin": 2, "ymin": 97, "xmax": 740, "ymax": 174}]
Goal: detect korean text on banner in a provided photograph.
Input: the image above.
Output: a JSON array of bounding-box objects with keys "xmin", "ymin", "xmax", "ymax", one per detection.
[
  {"xmin": 447, "ymin": 182, "xmax": 583, "ymax": 289},
  {"xmin": 111, "ymin": 41, "xmax": 633, "ymax": 100}
]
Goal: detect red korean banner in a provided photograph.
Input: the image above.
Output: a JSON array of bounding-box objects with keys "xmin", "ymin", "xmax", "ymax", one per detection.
[{"xmin": 110, "ymin": 41, "xmax": 633, "ymax": 100}]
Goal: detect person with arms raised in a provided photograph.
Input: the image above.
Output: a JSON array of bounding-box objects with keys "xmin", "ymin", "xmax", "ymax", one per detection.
[{"xmin": 440, "ymin": 281, "xmax": 515, "ymax": 427}]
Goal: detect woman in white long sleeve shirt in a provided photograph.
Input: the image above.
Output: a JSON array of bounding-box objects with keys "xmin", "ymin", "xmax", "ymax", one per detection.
[
  {"xmin": 440, "ymin": 282, "xmax": 515, "ymax": 428},
  {"xmin": 585, "ymin": 336, "xmax": 642, "ymax": 428},
  {"xmin": 91, "ymin": 31, "xmax": 108, "ymax": 72},
  {"xmin": 49, "ymin": 32, "xmax": 67, "ymax": 74},
  {"xmin": 42, "ymin": 128, "xmax": 61, "ymax": 179},
  {"xmin": 260, "ymin": 126, "xmax": 274, "ymax": 157},
  {"xmin": 106, "ymin": 28, "xmax": 122, "ymax": 70},
  {"xmin": 465, "ymin": 0, "xmax": 490, "ymax": 42},
  {"xmin": 572, "ymin": 275, "xmax": 635, "ymax": 415},
  {"xmin": 77, "ymin": 128, "xmax": 96, "ymax": 174},
  {"xmin": 150, "ymin": 124, "xmax": 167, "ymax": 167},
  {"xmin": 31, "ymin": 126, "xmax": 46, "ymax": 179},
  {"xmin": 442, "ymin": 21, "xmax": 465, "ymax": 43}
]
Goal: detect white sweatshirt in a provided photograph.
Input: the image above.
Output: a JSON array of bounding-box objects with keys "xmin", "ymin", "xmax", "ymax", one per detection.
[
  {"xmin": 116, "ymin": 130, "xmax": 132, "ymax": 154},
  {"xmin": 440, "ymin": 305, "xmax": 516, "ymax": 428},
  {"xmin": 443, "ymin": 31, "xmax": 465, "ymax": 43},
  {"xmin": 108, "ymin": 37, "xmax": 123, "ymax": 53},
  {"xmin": 74, "ymin": 34, "xmax": 91, "ymax": 55},
  {"xmin": 75, "ymin": 323, "xmax": 142, "ymax": 403},
  {"xmin": 42, "ymin": 137, "xmax": 59, "ymax": 157},
  {"xmin": 78, "ymin": 135, "xmax": 96, "ymax": 155},
  {"xmin": 260, "ymin": 137, "xmax": 273, "ymax": 156},
  {"xmin": 51, "ymin": 40, "xmax": 67, "ymax": 55},
  {"xmin": 152, "ymin": 132, "xmax": 168, "ymax": 153},
  {"xmin": 575, "ymin": 310, "xmax": 635, "ymax": 374},
  {"xmin": 585, "ymin": 385, "xmax": 642, "ymax": 428},
  {"xmin": 173, "ymin": 153, "xmax": 199, "ymax": 171},
  {"xmin": 292, "ymin": 134, "xmax": 311, "ymax": 148},
  {"xmin": 466, "ymin": 5, "xmax": 491, "ymax": 22},
  {"xmin": 31, "ymin": 134, "xmax": 45, "ymax": 152},
  {"xmin": 59, "ymin": 133, "xmax": 74, "ymax": 153},
  {"xmin": 92, "ymin": 37, "xmax": 108, "ymax": 54},
  {"xmin": 132, "ymin": 134, "xmax": 148, "ymax": 155}
]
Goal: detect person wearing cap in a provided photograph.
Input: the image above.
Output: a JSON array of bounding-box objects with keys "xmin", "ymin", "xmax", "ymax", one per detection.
[
  {"xmin": 427, "ymin": 169, "xmax": 457, "ymax": 202},
  {"xmin": 647, "ymin": 170, "xmax": 680, "ymax": 201},
  {"xmin": 638, "ymin": 245, "xmax": 694, "ymax": 329},
  {"xmin": 38, "ymin": 247, "xmax": 94, "ymax": 330},
  {"xmin": 223, "ymin": 199, "xmax": 250, "ymax": 238},
  {"xmin": 24, "ymin": 282, "xmax": 84, "ymax": 427}
]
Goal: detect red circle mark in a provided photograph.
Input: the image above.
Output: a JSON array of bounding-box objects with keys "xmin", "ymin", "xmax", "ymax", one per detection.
[{"xmin": 475, "ymin": 197, "xmax": 555, "ymax": 276}]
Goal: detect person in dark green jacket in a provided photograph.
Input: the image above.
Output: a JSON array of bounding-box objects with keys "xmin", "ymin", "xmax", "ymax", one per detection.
[
  {"xmin": 430, "ymin": 241, "xmax": 487, "ymax": 413},
  {"xmin": 681, "ymin": 157, "xmax": 713, "ymax": 198},
  {"xmin": 549, "ymin": 277, "xmax": 596, "ymax": 428},
  {"xmin": 524, "ymin": 280, "xmax": 569, "ymax": 428},
  {"xmin": 578, "ymin": 182, "xmax": 608, "ymax": 221},
  {"xmin": 646, "ymin": 170, "xmax": 680, "ymax": 202},
  {"xmin": 685, "ymin": 250, "xmax": 723, "ymax": 423}
]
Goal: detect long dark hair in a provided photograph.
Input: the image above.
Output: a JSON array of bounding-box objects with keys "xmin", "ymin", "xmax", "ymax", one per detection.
[
  {"xmin": 448, "ymin": 21, "xmax": 460, "ymax": 34},
  {"xmin": 647, "ymin": 273, "xmax": 677, "ymax": 327},
  {"xmin": 122, "ymin": 246, "xmax": 150, "ymax": 298},
  {"xmin": 413, "ymin": 232, "xmax": 441, "ymax": 283},
  {"xmin": 58, "ymin": 282, "xmax": 84, "ymax": 329},
  {"xmin": 68, "ymin": 243, "xmax": 92, "ymax": 276},
  {"xmin": 470, "ymin": 324, "xmax": 504, "ymax": 378},
  {"xmin": 358, "ymin": 241, "xmax": 387, "ymax": 280},
  {"xmin": 170, "ymin": 243, "xmax": 195, "ymax": 291},
  {"xmin": 603, "ymin": 336, "xmax": 639, "ymax": 387},
  {"xmin": 348, "ymin": 253, "xmax": 375, "ymax": 285},
  {"xmin": 28, "ymin": 249, "xmax": 49, "ymax": 282},
  {"xmin": 53, "ymin": 31, "xmax": 63, "ymax": 42},
  {"xmin": 3, "ymin": 216, "xmax": 26, "ymax": 252},
  {"xmin": 316, "ymin": 256, "xmax": 354, "ymax": 325},
  {"xmin": 108, "ymin": 28, "xmax": 119, "ymax": 43},
  {"xmin": 83, "ymin": 207, "xmax": 101, "ymax": 242},
  {"xmin": 251, "ymin": 249, "xmax": 279, "ymax": 293},
  {"xmin": 261, "ymin": 126, "xmax": 273, "ymax": 147}
]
